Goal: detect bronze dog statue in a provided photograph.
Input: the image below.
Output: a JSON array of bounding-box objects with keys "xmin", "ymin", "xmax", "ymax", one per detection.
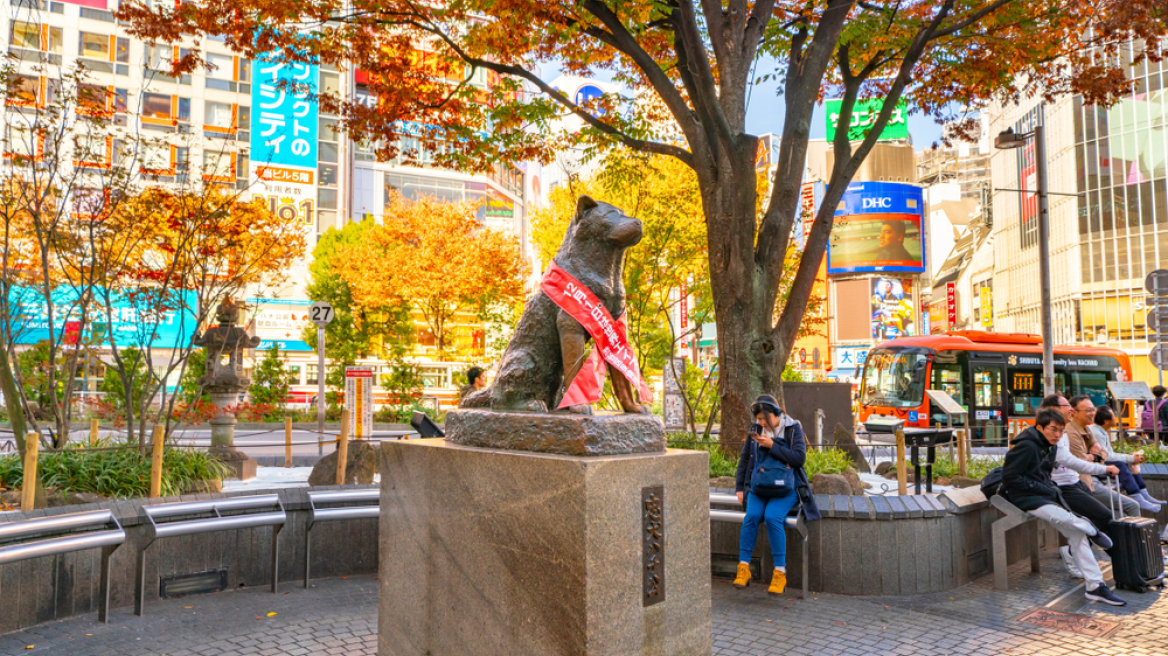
[{"xmin": 462, "ymin": 196, "xmax": 649, "ymax": 414}]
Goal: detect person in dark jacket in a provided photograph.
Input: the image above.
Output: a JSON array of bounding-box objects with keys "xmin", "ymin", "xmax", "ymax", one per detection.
[
  {"xmin": 733, "ymin": 394, "xmax": 806, "ymax": 596},
  {"xmin": 1001, "ymin": 409, "xmax": 1126, "ymax": 606}
]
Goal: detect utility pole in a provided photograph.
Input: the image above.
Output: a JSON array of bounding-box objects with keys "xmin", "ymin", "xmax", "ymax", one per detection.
[{"xmin": 1035, "ymin": 123, "xmax": 1055, "ymax": 396}]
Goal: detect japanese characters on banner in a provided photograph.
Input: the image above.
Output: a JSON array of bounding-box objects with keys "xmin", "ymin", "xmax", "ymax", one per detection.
[
  {"xmin": 250, "ymin": 53, "xmax": 319, "ymax": 230},
  {"xmin": 345, "ymin": 367, "xmax": 374, "ymax": 439},
  {"xmin": 947, "ymin": 282, "xmax": 958, "ymax": 326},
  {"xmin": 250, "ymin": 300, "xmax": 312, "ymax": 351}
]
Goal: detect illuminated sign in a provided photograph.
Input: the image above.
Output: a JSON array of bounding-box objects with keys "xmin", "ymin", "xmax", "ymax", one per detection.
[
  {"xmin": 828, "ymin": 182, "xmax": 925, "ymax": 274},
  {"xmin": 825, "ymin": 98, "xmax": 908, "ymax": 142}
]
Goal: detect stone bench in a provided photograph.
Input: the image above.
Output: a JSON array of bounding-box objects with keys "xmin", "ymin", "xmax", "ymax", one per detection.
[
  {"xmin": 990, "ymin": 495, "xmax": 1042, "ymax": 591},
  {"xmin": 709, "ymin": 492, "xmax": 808, "ymax": 599}
]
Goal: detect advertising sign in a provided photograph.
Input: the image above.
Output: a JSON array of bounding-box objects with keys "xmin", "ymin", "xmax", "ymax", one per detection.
[
  {"xmin": 871, "ymin": 278, "xmax": 914, "ymax": 341},
  {"xmin": 252, "ymin": 303, "xmax": 312, "ymax": 352},
  {"xmin": 345, "ymin": 366, "xmax": 374, "ymax": 439},
  {"xmin": 947, "ymin": 282, "xmax": 957, "ymax": 326},
  {"xmin": 796, "ymin": 181, "xmax": 825, "ymax": 250},
  {"xmin": 928, "ymin": 300, "xmax": 947, "ymax": 334},
  {"xmin": 827, "ymin": 182, "xmax": 924, "ymax": 274},
  {"xmin": 251, "ymin": 52, "xmax": 319, "ymax": 232},
  {"xmin": 833, "ymin": 346, "xmax": 869, "ymax": 371},
  {"xmin": 825, "ymin": 98, "xmax": 909, "ymax": 142},
  {"xmin": 661, "ymin": 357, "xmax": 686, "ymax": 430},
  {"xmin": 980, "ymin": 286, "xmax": 993, "ymax": 328},
  {"xmin": 9, "ymin": 285, "xmax": 197, "ymax": 348}
]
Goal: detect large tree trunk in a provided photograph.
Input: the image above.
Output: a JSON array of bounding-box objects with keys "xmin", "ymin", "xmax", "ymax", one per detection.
[{"xmin": 702, "ymin": 145, "xmax": 764, "ymax": 454}]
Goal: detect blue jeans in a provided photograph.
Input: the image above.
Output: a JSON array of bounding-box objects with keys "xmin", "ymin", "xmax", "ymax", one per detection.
[
  {"xmin": 1106, "ymin": 460, "xmax": 1147, "ymax": 494},
  {"xmin": 738, "ymin": 491, "xmax": 800, "ymax": 567}
]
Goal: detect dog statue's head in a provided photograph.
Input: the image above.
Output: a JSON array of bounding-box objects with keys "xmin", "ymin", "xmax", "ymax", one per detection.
[{"xmin": 569, "ymin": 196, "xmax": 643, "ymax": 248}]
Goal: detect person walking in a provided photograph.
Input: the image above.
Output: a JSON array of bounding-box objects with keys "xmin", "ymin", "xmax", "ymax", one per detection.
[
  {"xmin": 1091, "ymin": 405, "xmax": 1163, "ymax": 512},
  {"xmin": 1001, "ymin": 409, "xmax": 1125, "ymax": 606},
  {"xmin": 733, "ymin": 395, "xmax": 807, "ymax": 596}
]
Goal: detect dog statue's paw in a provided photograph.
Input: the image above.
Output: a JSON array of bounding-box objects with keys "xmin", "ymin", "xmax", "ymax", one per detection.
[
  {"xmin": 526, "ymin": 400, "xmax": 549, "ymax": 413},
  {"xmin": 632, "ymin": 404, "xmax": 652, "ymax": 415},
  {"xmin": 567, "ymin": 404, "xmax": 594, "ymax": 415}
]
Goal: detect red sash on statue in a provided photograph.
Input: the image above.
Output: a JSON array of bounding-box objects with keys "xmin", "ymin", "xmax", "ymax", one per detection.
[{"xmin": 540, "ymin": 262, "xmax": 653, "ymax": 410}]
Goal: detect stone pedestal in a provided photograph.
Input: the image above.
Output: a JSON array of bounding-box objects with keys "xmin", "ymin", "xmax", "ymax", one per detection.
[
  {"xmin": 378, "ymin": 439, "xmax": 712, "ymax": 656},
  {"xmin": 208, "ymin": 390, "xmax": 255, "ymax": 481},
  {"xmin": 445, "ymin": 409, "xmax": 665, "ymax": 456}
]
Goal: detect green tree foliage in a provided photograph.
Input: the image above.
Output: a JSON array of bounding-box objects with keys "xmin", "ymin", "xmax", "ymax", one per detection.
[
  {"xmin": 249, "ymin": 346, "xmax": 295, "ymax": 409},
  {"xmin": 16, "ymin": 341, "xmax": 63, "ymax": 418},
  {"xmin": 99, "ymin": 348, "xmax": 153, "ymax": 415},
  {"xmin": 179, "ymin": 349, "xmax": 209, "ymax": 406},
  {"xmin": 302, "ymin": 216, "xmax": 413, "ymax": 362}
]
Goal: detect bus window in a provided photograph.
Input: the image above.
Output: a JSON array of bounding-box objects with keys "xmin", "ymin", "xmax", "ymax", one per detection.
[
  {"xmin": 1008, "ymin": 369, "xmax": 1042, "ymax": 416},
  {"xmin": 862, "ymin": 348, "xmax": 928, "ymax": 408},
  {"xmin": 1069, "ymin": 371, "xmax": 1109, "ymax": 408}
]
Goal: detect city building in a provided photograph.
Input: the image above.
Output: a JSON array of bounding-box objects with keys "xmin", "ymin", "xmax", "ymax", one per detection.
[
  {"xmin": 1, "ymin": 1, "xmax": 540, "ymax": 402},
  {"xmin": 985, "ymin": 40, "xmax": 1168, "ymax": 384}
]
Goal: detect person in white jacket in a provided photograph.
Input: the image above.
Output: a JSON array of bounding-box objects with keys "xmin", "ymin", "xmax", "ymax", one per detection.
[
  {"xmin": 1046, "ymin": 409, "xmax": 1121, "ymax": 580},
  {"xmin": 1090, "ymin": 405, "xmax": 1163, "ymax": 512}
]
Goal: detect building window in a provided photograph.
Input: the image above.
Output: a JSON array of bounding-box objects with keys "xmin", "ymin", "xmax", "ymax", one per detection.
[
  {"xmin": 78, "ymin": 32, "xmax": 111, "ymax": 60},
  {"xmin": 7, "ymin": 74, "xmax": 42, "ymax": 107},
  {"xmin": 205, "ymin": 52, "xmax": 237, "ymax": 92},
  {"xmin": 306, "ymin": 364, "xmax": 318, "ymax": 386},
  {"xmin": 142, "ymin": 92, "xmax": 172, "ymax": 120},
  {"xmin": 204, "ymin": 100, "xmax": 235, "ymax": 130},
  {"xmin": 202, "ymin": 149, "xmax": 236, "ymax": 182}
]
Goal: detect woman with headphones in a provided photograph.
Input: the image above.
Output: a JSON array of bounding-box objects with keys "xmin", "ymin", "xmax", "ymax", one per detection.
[{"xmin": 732, "ymin": 394, "xmax": 808, "ymax": 595}]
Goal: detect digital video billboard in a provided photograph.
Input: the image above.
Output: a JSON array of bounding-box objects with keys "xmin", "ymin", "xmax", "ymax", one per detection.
[
  {"xmin": 828, "ymin": 181, "xmax": 925, "ymax": 274},
  {"xmin": 870, "ymin": 278, "xmax": 914, "ymax": 341}
]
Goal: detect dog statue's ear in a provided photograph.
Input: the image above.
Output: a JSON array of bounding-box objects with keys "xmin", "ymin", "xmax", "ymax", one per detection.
[{"xmin": 574, "ymin": 195, "xmax": 599, "ymax": 220}]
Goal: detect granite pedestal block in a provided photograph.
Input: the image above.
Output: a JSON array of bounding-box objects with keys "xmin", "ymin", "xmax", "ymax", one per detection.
[
  {"xmin": 378, "ymin": 439, "xmax": 711, "ymax": 656},
  {"xmin": 444, "ymin": 409, "xmax": 665, "ymax": 456}
]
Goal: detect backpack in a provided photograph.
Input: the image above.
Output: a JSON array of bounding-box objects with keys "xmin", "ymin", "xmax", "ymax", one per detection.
[
  {"xmin": 980, "ymin": 466, "xmax": 1004, "ymax": 498},
  {"xmin": 1141, "ymin": 399, "xmax": 1165, "ymax": 432}
]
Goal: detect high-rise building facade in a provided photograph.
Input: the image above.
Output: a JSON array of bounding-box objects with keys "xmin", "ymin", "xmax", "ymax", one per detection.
[
  {"xmin": 2, "ymin": 1, "xmax": 539, "ymax": 398},
  {"xmin": 986, "ymin": 40, "xmax": 1168, "ymax": 383}
]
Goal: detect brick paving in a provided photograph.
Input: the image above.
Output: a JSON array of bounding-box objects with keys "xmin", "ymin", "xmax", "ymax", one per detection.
[{"xmin": 3, "ymin": 553, "xmax": 1167, "ymax": 655}]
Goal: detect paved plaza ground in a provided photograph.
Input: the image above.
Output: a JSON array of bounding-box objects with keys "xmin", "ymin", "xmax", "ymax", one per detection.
[{"xmin": 2, "ymin": 552, "xmax": 1164, "ymax": 655}]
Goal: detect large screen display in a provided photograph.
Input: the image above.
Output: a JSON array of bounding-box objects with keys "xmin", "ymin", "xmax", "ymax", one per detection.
[{"xmin": 828, "ymin": 181, "xmax": 925, "ymax": 274}]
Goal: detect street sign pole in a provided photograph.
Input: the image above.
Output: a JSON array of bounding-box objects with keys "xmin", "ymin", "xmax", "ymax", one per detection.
[
  {"xmin": 317, "ymin": 326, "xmax": 325, "ymax": 456},
  {"xmin": 309, "ymin": 301, "xmax": 336, "ymax": 456},
  {"xmin": 1035, "ymin": 123, "xmax": 1055, "ymax": 396}
]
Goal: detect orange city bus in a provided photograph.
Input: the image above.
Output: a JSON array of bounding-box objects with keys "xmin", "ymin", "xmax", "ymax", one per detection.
[{"xmin": 857, "ymin": 331, "xmax": 1135, "ymax": 444}]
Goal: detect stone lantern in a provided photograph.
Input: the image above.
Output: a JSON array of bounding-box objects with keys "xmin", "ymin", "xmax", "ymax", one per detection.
[{"xmin": 192, "ymin": 298, "xmax": 260, "ymax": 480}]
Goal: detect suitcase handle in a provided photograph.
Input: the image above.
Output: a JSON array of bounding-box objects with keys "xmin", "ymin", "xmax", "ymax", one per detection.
[{"xmin": 1107, "ymin": 474, "xmax": 1122, "ymax": 520}]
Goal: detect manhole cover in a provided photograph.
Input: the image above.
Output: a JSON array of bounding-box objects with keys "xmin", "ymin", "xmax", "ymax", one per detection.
[{"xmin": 1017, "ymin": 608, "xmax": 1123, "ymax": 638}]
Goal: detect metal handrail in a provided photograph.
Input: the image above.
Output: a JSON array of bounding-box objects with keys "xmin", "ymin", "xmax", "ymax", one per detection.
[
  {"xmin": 304, "ymin": 489, "xmax": 379, "ymax": 588},
  {"xmin": 135, "ymin": 494, "xmax": 286, "ymax": 616},
  {"xmin": 0, "ymin": 509, "xmax": 125, "ymax": 622}
]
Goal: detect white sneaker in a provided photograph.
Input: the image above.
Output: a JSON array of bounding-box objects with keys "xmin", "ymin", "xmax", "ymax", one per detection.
[{"xmin": 1060, "ymin": 546, "xmax": 1084, "ymax": 579}]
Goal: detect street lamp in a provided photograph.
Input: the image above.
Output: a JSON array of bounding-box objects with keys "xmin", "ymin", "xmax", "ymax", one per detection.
[{"xmin": 995, "ymin": 125, "xmax": 1054, "ymax": 396}]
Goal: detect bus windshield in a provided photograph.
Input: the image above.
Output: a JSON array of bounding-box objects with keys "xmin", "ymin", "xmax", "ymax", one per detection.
[{"xmin": 863, "ymin": 348, "xmax": 929, "ymax": 408}]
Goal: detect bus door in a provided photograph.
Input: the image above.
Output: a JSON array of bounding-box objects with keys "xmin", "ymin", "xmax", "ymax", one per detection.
[{"xmin": 971, "ymin": 362, "xmax": 1007, "ymax": 445}]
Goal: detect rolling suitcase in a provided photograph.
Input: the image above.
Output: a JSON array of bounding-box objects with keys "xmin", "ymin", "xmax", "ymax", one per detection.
[{"xmin": 1103, "ymin": 476, "xmax": 1165, "ymax": 593}]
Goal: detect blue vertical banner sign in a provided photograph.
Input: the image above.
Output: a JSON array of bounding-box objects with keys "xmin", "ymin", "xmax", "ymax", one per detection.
[{"xmin": 251, "ymin": 54, "xmax": 319, "ymax": 168}]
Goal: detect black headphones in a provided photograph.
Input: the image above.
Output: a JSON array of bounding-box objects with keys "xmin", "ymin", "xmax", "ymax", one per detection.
[{"xmin": 750, "ymin": 396, "xmax": 781, "ymax": 417}]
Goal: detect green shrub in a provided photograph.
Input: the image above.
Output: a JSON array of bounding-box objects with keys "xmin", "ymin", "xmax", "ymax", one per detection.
[
  {"xmin": 1114, "ymin": 442, "xmax": 1168, "ymax": 464},
  {"xmin": 0, "ymin": 437, "xmax": 227, "ymax": 499},
  {"xmin": 928, "ymin": 452, "xmax": 1004, "ymax": 480},
  {"xmin": 803, "ymin": 448, "xmax": 853, "ymax": 479},
  {"xmin": 666, "ymin": 434, "xmax": 737, "ymax": 478}
]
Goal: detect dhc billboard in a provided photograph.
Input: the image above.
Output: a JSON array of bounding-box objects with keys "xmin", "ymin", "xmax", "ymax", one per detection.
[{"xmin": 828, "ymin": 181, "xmax": 925, "ymax": 275}]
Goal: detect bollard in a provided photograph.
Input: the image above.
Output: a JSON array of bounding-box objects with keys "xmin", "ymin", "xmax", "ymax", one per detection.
[
  {"xmin": 958, "ymin": 429, "xmax": 968, "ymax": 478},
  {"xmin": 149, "ymin": 424, "xmax": 165, "ymax": 498},
  {"xmin": 895, "ymin": 428, "xmax": 907, "ymax": 496},
  {"xmin": 285, "ymin": 416, "xmax": 294, "ymax": 468},
  {"xmin": 21, "ymin": 433, "xmax": 39, "ymax": 510},
  {"xmin": 90, "ymin": 417, "xmax": 100, "ymax": 447},
  {"xmin": 336, "ymin": 410, "xmax": 350, "ymax": 486}
]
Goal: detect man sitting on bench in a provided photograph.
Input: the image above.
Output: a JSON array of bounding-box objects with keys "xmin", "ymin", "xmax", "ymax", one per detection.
[{"xmin": 1000, "ymin": 409, "xmax": 1126, "ymax": 606}]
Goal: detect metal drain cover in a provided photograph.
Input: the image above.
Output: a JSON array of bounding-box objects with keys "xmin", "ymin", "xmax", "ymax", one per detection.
[{"xmin": 1017, "ymin": 608, "xmax": 1123, "ymax": 638}]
